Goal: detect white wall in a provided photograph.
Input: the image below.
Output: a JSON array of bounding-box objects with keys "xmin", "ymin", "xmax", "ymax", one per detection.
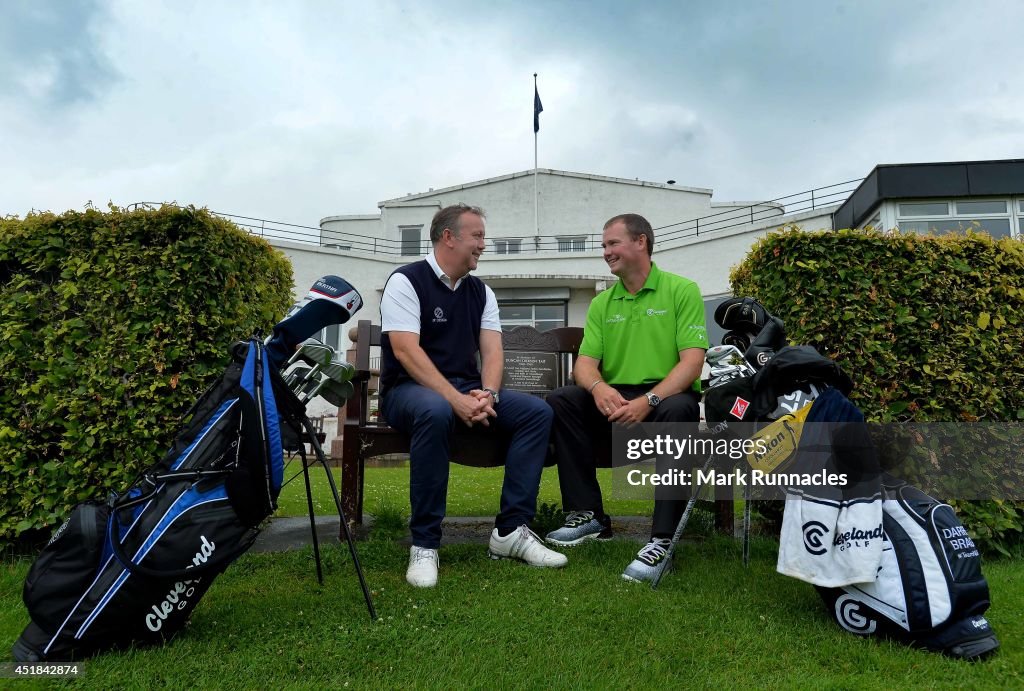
[
  {"xmin": 322, "ymin": 170, "xmax": 716, "ymax": 246},
  {"xmin": 273, "ymin": 204, "xmax": 838, "ymax": 417},
  {"xmin": 275, "ymin": 205, "xmax": 839, "ymax": 333}
]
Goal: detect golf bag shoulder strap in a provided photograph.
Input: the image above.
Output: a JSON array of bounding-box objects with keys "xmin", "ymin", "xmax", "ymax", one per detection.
[{"xmin": 105, "ymin": 504, "xmax": 256, "ymax": 580}]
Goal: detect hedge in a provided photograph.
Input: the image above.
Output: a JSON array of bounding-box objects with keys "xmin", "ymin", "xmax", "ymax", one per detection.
[
  {"xmin": 0, "ymin": 205, "xmax": 293, "ymax": 545},
  {"xmin": 730, "ymin": 226, "xmax": 1024, "ymax": 553}
]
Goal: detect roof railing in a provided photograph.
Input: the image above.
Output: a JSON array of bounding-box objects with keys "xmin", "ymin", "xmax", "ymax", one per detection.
[{"xmin": 129, "ymin": 177, "xmax": 862, "ymax": 256}]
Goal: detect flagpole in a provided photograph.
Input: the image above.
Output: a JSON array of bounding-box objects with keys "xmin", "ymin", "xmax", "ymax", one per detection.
[{"xmin": 533, "ymin": 73, "xmax": 539, "ymax": 242}]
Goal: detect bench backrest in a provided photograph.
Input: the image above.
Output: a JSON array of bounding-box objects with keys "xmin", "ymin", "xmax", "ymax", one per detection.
[{"xmin": 346, "ymin": 320, "xmax": 583, "ymax": 427}]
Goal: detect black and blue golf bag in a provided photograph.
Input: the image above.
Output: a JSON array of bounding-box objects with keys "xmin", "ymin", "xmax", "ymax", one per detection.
[{"xmin": 14, "ymin": 339, "xmax": 301, "ymax": 661}]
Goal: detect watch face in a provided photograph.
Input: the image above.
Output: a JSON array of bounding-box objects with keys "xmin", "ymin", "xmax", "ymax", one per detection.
[{"xmin": 647, "ymin": 392, "xmax": 660, "ymax": 407}]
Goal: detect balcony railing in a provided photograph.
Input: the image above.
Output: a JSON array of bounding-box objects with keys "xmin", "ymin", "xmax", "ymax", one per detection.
[{"xmin": 130, "ymin": 177, "xmax": 862, "ymax": 257}]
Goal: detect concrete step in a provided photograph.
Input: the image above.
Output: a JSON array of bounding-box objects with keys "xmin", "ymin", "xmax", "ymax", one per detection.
[{"xmin": 251, "ymin": 515, "xmax": 662, "ymax": 553}]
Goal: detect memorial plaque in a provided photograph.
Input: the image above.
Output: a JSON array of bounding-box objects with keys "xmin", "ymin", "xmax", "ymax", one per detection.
[{"xmin": 502, "ymin": 351, "xmax": 559, "ymax": 393}]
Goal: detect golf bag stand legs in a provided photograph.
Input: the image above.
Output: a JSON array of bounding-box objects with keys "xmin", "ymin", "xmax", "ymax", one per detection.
[
  {"xmin": 301, "ymin": 417, "xmax": 377, "ymax": 620},
  {"xmin": 651, "ymin": 453, "xmax": 716, "ymax": 590},
  {"xmin": 300, "ymin": 448, "xmax": 325, "ymax": 586}
]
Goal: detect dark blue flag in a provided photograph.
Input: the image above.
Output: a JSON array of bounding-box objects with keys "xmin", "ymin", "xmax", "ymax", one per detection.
[{"xmin": 534, "ymin": 85, "xmax": 543, "ymax": 133}]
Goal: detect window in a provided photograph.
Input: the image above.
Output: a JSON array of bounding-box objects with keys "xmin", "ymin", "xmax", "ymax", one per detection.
[
  {"xmin": 702, "ymin": 296, "xmax": 729, "ymax": 348},
  {"xmin": 898, "ymin": 202, "xmax": 949, "ymax": 216},
  {"xmin": 494, "ymin": 239, "xmax": 522, "ymax": 255},
  {"xmin": 557, "ymin": 236, "xmax": 587, "ymax": 252},
  {"xmin": 957, "ymin": 200, "xmax": 1006, "ymax": 215},
  {"xmin": 317, "ymin": 324, "xmax": 341, "ymax": 351},
  {"xmin": 498, "ymin": 302, "xmax": 567, "ymax": 331},
  {"xmin": 896, "ymin": 199, "xmax": 1013, "ymax": 239},
  {"xmin": 400, "ymin": 226, "xmax": 422, "ymax": 256}
]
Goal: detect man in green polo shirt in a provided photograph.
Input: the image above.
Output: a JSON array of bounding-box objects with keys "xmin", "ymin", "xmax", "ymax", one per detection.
[{"xmin": 545, "ymin": 213, "xmax": 707, "ymax": 582}]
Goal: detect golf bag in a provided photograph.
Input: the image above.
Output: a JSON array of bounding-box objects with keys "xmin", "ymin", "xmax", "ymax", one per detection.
[
  {"xmin": 711, "ymin": 296, "xmax": 998, "ymax": 660},
  {"xmin": 14, "ymin": 339, "xmax": 300, "ymax": 661},
  {"xmin": 817, "ymin": 477, "xmax": 999, "ymax": 660}
]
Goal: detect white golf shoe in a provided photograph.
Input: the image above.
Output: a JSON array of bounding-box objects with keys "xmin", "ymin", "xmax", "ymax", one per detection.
[
  {"xmin": 406, "ymin": 545, "xmax": 439, "ymax": 587},
  {"xmin": 488, "ymin": 525, "xmax": 568, "ymax": 568}
]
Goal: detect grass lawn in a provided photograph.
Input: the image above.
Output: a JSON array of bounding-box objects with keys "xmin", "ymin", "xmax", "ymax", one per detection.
[
  {"xmin": 2, "ymin": 537, "xmax": 1020, "ymax": 689},
  {"xmin": 274, "ymin": 460, "xmax": 654, "ymax": 519},
  {"xmin": 4, "ymin": 462, "xmax": 1019, "ymax": 688}
]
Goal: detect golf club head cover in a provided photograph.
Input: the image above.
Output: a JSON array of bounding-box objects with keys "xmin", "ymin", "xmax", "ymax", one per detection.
[
  {"xmin": 266, "ymin": 275, "xmax": 363, "ymax": 368},
  {"xmin": 714, "ymin": 296, "xmax": 771, "ymax": 333},
  {"xmin": 721, "ymin": 330, "xmax": 754, "ymax": 353},
  {"xmin": 744, "ymin": 316, "xmax": 787, "ymax": 371}
]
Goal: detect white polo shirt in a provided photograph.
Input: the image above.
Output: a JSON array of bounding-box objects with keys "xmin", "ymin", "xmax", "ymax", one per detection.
[{"xmin": 381, "ymin": 252, "xmax": 501, "ymax": 334}]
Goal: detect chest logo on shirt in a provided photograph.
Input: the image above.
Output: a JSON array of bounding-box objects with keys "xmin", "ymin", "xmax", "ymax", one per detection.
[
  {"xmin": 433, "ymin": 307, "xmax": 447, "ymax": 323},
  {"xmin": 646, "ymin": 308, "xmax": 667, "ymax": 317},
  {"xmin": 606, "ymin": 314, "xmax": 626, "ymax": 324}
]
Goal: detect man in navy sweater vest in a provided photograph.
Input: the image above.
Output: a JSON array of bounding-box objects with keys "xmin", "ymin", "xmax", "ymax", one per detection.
[{"xmin": 379, "ymin": 204, "xmax": 567, "ymax": 587}]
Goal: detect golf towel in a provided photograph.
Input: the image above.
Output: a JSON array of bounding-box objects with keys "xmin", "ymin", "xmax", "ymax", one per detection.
[{"xmin": 776, "ymin": 388, "xmax": 883, "ymax": 587}]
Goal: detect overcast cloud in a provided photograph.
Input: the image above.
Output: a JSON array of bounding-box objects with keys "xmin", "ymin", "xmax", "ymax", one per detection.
[{"xmin": 2, "ymin": 0, "xmax": 1023, "ymax": 225}]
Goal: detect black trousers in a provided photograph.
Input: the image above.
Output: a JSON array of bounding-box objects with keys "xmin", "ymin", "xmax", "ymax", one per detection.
[{"xmin": 547, "ymin": 384, "xmax": 701, "ymax": 538}]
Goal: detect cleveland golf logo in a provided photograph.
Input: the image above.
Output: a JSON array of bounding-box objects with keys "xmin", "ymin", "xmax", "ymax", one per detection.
[
  {"xmin": 832, "ymin": 523, "xmax": 883, "ymax": 551},
  {"xmin": 834, "ymin": 595, "xmax": 877, "ymax": 634},
  {"xmin": 145, "ymin": 535, "xmax": 216, "ymax": 632},
  {"xmin": 802, "ymin": 521, "xmax": 829, "ymax": 555}
]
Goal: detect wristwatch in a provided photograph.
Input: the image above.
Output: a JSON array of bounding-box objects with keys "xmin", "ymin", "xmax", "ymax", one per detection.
[
  {"xmin": 645, "ymin": 391, "xmax": 661, "ymax": 408},
  {"xmin": 483, "ymin": 388, "xmax": 500, "ymax": 404}
]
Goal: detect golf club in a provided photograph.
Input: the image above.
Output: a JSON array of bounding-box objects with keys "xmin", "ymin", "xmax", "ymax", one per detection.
[
  {"xmin": 651, "ymin": 452, "xmax": 716, "ymax": 590},
  {"xmin": 284, "ymin": 340, "xmax": 337, "ymax": 390},
  {"xmin": 299, "ymin": 376, "xmax": 354, "ymax": 405}
]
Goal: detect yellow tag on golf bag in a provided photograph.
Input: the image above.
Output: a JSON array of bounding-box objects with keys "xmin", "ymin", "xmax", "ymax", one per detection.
[{"xmin": 746, "ymin": 402, "xmax": 813, "ymax": 474}]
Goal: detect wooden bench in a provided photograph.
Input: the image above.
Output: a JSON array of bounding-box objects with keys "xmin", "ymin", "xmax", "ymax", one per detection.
[
  {"xmin": 339, "ymin": 320, "xmax": 733, "ymax": 533},
  {"xmin": 340, "ymin": 321, "xmax": 584, "ymax": 522}
]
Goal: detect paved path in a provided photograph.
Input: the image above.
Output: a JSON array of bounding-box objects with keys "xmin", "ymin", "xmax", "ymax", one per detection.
[{"xmin": 252, "ymin": 515, "xmax": 656, "ymax": 553}]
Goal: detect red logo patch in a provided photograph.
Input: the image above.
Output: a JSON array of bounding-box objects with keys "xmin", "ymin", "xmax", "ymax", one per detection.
[{"xmin": 729, "ymin": 397, "xmax": 750, "ymax": 419}]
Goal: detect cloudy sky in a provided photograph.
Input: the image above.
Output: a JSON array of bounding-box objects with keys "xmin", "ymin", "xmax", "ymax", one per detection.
[{"xmin": 3, "ymin": 0, "xmax": 1023, "ymax": 226}]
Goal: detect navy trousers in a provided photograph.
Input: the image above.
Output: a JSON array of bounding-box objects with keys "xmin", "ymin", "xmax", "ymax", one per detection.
[
  {"xmin": 546, "ymin": 384, "xmax": 701, "ymax": 538},
  {"xmin": 381, "ymin": 378, "xmax": 553, "ymax": 549}
]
